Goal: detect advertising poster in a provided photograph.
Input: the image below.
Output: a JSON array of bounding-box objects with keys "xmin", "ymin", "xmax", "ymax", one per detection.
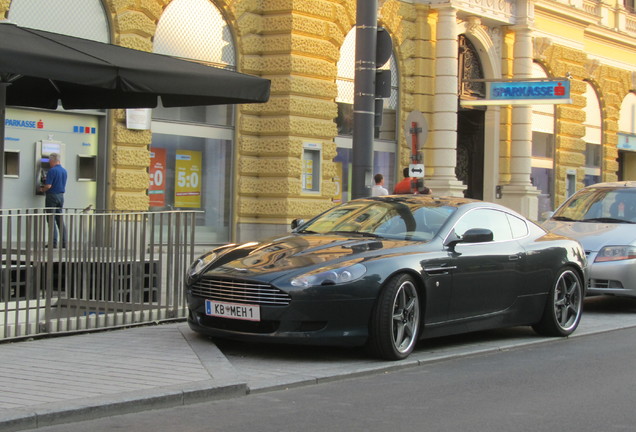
[
  {"xmin": 174, "ymin": 150, "xmax": 202, "ymax": 208},
  {"xmin": 149, "ymin": 147, "xmax": 166, "ymax": 207},
  {"xmin": 332, "ymin": 162, "xmax": 342, "ymax": 203}
]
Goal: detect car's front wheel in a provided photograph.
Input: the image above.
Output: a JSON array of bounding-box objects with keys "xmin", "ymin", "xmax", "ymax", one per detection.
[
  {"xmin": 532, "ymin": 267, "xmax": 583, "ymax": 337},
  {"xmin": 367, "ymin": 274, "xmax": 421, "ymax": 360}
]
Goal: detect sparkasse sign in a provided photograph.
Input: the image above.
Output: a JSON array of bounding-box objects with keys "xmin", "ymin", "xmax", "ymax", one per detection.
[{"xmin": 461, "ymin": 79, "xmax": 572, "ymax": 106}]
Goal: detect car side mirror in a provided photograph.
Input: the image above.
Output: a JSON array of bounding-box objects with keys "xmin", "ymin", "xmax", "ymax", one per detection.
[
  {"xmin": 291, "ymin": 218, "xmax": 305, "ymax": 231},
  {"xmin": 462, "ymin": 228, "xmax": 494, "ymax": 243},
  {"xmin": 445, "ymin": 228, "xmax": 494, "ymax": 250}
]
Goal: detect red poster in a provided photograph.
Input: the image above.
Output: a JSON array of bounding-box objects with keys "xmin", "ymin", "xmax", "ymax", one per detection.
[{"xmin": 149, "ymin": 148, "xmax": 166, "ymax": 207}]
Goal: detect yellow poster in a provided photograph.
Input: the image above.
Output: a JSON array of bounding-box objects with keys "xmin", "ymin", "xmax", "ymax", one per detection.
[
  {"xmin": 174, "ymin": 150, "xmax": 202, "ymax": 208},
  {"xmin": 333, "ymin": 162, "xmax": 342, "ymax": 203}
]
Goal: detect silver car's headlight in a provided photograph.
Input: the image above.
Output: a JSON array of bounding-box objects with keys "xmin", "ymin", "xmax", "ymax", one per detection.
[
  {"xmin": 188, "ymin": 252, "xmax": 218, "ymax": 277},
  {"xmin": 291, "ymin": 263, "xmax": 366, "ymax": 287},
  {"xmin": 594, "ymin": 246, "xmax": 636, "ymax": 262}
]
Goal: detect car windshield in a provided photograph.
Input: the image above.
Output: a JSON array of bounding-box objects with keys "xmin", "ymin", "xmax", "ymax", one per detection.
[
  {"xmin": 296, "ymin": 199, "xmax": 457, "ymax": 241},
  {"xmin": 552, "ymin": 187, "xmax": 636, "ymax": 224}
]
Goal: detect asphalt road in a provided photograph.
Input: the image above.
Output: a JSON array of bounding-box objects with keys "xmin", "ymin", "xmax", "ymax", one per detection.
[{"xmin": 24, "ymin": 323, "xmax": 636, "ymax": 432}]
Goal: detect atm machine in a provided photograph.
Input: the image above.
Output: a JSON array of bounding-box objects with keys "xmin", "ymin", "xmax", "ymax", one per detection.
[{"xmin": 35, "ymin": 140, "xmax": 65, "ymax": 196}]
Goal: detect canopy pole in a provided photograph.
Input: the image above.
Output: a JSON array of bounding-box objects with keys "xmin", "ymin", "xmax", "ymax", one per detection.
[{"xmin": 0, "ymin": 82, "xmax": 7, "ymax": 208}]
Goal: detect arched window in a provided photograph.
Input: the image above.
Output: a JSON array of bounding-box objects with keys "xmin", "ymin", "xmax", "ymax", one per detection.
[
  {"xmin": 8, "ymin": 0, "xmax": 109, "ymax": 42},
  {"xmin": 584, "ymin": 82, "xmax": 602, "ymax": 186},
  {"xmin": 617, "ymin": 92, "xmax": 636, "ymax": 180},
  {"xmin": 531, "ymin": 63, "xmax": 555, "ymax": 216},
  {"xmin": 151, "ymin": 0, "xmax": 236, "ymax": 243},
  {"xmin": 334, "ymin": 27, "xmax": 398, "ymax": 201}
]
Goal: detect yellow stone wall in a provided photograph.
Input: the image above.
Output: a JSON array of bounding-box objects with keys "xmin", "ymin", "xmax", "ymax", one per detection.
[
  {"xmin": 5, "ymin": 0, "xmax": 636, "ymax": 229},
  {"xmin": 532, "ymin": 0, "xmax": 636, "ymax": 208}
]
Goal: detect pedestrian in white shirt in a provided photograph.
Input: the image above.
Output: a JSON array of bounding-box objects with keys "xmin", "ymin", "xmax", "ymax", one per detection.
[{"xmin": 371, "ymin": 173, "xmax": 389, "ymax": 196}]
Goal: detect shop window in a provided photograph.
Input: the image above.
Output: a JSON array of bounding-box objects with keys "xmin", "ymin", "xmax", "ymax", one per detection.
[{"xmin": 152, "ymin": 0, "xmax": 237, "ymax": 244}]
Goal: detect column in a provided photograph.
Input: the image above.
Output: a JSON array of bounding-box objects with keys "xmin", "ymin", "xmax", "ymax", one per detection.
[
  {"xmin": 500, "ymin": 26, "xmax": 539, "ymax": 218},
  {"xmin": 427, "ymin": 6, "xmax": 466, "ymax": 197}
]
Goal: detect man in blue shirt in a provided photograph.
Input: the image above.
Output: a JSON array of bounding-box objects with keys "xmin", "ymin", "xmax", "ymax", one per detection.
[{"xmin": 40, "ymin": 153, "xmax": 67, "ymax": 248}]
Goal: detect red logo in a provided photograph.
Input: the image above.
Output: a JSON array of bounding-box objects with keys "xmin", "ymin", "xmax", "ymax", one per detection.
[
  {"xmin": 37, "ymin": 120, "xmax": 44, "ymax": 129},
  {"xmin": 554, "ymin": 83, "xmax": 565, "ymax": 97}
]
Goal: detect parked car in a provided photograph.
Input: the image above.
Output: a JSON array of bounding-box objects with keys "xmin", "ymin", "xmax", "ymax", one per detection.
[
  {"xmin": 543, "ymin": 181, "xmax": 636, "ymax": 299},
  {"xmin": 186, "ymin": 195, "xmax": 587, "ymax": 360}
]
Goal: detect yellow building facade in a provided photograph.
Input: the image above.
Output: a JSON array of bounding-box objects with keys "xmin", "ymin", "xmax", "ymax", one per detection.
[{"xmin": 3, "ymin": 0, "xmax": 636, "ymax": 243}]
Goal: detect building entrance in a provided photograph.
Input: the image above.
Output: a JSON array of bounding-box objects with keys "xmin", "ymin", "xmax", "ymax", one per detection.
[{"xmin": 456, "ymin": 109, "xmax": 485, "ymax": 199}]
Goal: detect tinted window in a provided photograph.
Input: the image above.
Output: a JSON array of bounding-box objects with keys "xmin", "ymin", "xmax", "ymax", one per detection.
[
  {"xmin": 553, "ymin": 187, "xmax": 636, "ymax": 222},
  {"xmin": 300, "ymin": 200, "xmax": 457, "ymax": 241},
  {"xmin": 454, "ymin": 209, "xmax": 513, "ymax": 241},
  {"xmin": 507, "ymin": 214, "xmax": 528, "ymax": 238}
]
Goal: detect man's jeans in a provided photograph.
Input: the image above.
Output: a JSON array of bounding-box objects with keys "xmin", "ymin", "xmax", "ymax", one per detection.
[{"xmin": 45, "ymin": 193, "xmax": 67, "ymax": 247}]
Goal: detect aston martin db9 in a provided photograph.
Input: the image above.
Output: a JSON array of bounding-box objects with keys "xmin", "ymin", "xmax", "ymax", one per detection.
[{"xmin": 186, "ymin": 195, "xmax": 587, "ymax": 360}]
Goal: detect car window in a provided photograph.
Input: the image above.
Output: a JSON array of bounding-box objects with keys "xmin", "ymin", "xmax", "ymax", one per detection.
[
  {"xmin": 299, "ymin": 200, "xmax": 457, "ymax": 241},
  {"xmin": 507, "ymin": 213, "xmax": 528, "ymax": 238},
  {"xmin": 453, "ymin": 209, "xmax": 513, "ymax": 241},
  {"xmin": 554, "ymin": 187, "xmax": 636, "ymax": 222}
]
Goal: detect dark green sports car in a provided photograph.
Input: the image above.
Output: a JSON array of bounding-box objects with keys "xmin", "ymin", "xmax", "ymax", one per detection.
[{"xmin": 186, "ymin": 195, "xmax": 587, "ymax": 360}]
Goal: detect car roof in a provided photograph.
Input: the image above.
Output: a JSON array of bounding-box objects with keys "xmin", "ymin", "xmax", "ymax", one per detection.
[{"xmin": 582, "ymin": 181, "xmax": 636, "ymax": 189}]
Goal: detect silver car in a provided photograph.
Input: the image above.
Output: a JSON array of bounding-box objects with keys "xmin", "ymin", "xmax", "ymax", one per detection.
[{"xmin": 542, "ymin": 182, "xmax": 636, "ymax": 297}]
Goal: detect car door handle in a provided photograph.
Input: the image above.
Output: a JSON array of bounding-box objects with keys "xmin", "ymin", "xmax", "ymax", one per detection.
[{"xmin": 508, "ymin": 254, "xmax": 522, "ymax": 261}]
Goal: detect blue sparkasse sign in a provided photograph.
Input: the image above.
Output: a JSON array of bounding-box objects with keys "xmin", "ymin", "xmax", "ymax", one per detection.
[{"xmin": 489, "ymin": 80, "xmax": 570, "ymax": 101}]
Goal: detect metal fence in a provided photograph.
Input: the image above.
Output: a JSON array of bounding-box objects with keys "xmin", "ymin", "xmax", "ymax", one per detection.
[{"xmin": 0, "ymin": 208, "xmax": 200, "ymax": 341}]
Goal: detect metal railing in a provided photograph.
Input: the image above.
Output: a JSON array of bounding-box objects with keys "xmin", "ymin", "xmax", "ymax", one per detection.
[{"xmin": 0, "ymin": 208, "xmax": 200, "ymax": 341}]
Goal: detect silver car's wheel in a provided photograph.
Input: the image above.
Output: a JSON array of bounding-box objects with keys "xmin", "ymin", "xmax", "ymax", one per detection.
[
  {"xmin": 533, "ymin": 267, "xmax": 583, "ymax": 337},
  {"xmin": 368, "ymin": 274, "xmax": 421, "ymax": 360}
]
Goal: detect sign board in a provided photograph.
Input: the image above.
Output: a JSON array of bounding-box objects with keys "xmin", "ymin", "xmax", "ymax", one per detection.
[
  {"xmin": 174, "ymin": 150, "xmax": 202, "ymax": 208},
  {"xmin": 409, "ymin": 164, "xmax": 424, "ymax": 178},
  {"xmin": 404, "ymin": 111, "xmax": 428, "ymax": 150},
  {"xmin": 126, "ymin": 108, "xmax": 152, "ymax": 130},
  {"xmin": 461, "ymin": 79, "xmax": 572, "ymax": 106},
  {"xmin": 618, "ymin": 133, "xmax": 636, "ymax": 152},
  {"xmin": 149, "ymin": 147, "xmax": 166, "ymax": 207}
]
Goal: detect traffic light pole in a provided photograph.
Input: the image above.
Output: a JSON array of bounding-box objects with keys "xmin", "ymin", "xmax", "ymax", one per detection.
[{"xmin": 351, "ymin": 0, "xmax": 377, "ymax": 199}]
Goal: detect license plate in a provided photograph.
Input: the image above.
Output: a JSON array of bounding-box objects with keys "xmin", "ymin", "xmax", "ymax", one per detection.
[{"xmin": 205, "ymin": 300, "xmax": 260, "ymax": 322}]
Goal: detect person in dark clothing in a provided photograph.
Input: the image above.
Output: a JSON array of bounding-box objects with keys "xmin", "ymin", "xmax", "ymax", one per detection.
[{"xmin": 40, "ymin": 153, "xmax": 68, "ymax": 248}]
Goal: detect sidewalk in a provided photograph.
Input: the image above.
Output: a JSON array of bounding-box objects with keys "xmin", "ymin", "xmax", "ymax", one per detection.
[{"xmin": 1, "ymin": 296, "xmax": 635, "ymax": 432}]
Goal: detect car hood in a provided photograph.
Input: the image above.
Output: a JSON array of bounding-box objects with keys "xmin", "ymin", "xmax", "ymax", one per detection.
[
  {"xmin": 543, "ymin": 219, "xmax": 636, "ymax": 252},
  {"xmin": 202, "ymin": 234, "xmax": 421, "ymax": 281}
]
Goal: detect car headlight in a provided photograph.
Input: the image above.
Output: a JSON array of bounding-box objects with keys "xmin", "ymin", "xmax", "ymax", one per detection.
[
  {"xmin": 594, "ymin": 246, "xmax": 636, "ymax": 262},
  {"xmin": 188, "ymin": 252, "xmax": 218, "ymax": 277},
  {"xmin": 290, "ymin": 263, "xmax": 366, "ymax": 287}
]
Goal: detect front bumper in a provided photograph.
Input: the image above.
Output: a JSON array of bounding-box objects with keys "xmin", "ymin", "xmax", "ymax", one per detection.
[
  {"xmin": 186, "ymin": 294, "xmax": 376, "ymax": 347},
  {"xmin": 586, "ymin": 251, "xmax": 636, "ymax": 297}
]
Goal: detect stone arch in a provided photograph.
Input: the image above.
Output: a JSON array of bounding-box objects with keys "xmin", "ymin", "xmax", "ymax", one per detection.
[{"xmin": 458, "ymin": 17, "xmax": 501, "ymax": 80}]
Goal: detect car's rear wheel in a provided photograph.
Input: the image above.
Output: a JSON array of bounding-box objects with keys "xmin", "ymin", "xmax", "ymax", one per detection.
[
  {"xmin": 532, "ymin": 267, "xmax": 583, "ymax": 337},
  {"xmin": 368, "ymin": 274, "xmax": 421, "ymax": 360}
]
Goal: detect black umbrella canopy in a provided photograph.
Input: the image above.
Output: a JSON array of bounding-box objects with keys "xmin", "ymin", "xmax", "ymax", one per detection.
[
  {"xmin": 0, "ymin": 20, "xmax": 270, "ymax": 208},
  {"xmin": 0, "ymin": 20, "xmax": 270, "ymax": 109}
]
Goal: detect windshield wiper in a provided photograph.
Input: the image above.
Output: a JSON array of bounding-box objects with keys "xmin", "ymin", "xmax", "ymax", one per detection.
[
  {"xmin": 551, "ymin": 216, "xmax": 575, "ymax": 221},
  {"xmin": 582, "ymin": 217, "xmax": 635, "ymax": 224}
]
